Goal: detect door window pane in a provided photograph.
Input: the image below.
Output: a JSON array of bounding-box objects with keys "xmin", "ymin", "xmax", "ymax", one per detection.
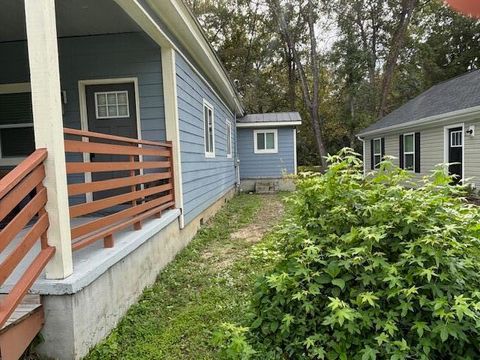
[{"xmin": 95, "ymin": 91, "xmax": 130, "ymax": 119}]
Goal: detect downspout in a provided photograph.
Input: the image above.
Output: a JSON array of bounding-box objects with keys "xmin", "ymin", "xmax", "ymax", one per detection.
[
  {"xmin": 357, "ymin": 135, "xmax": 366, "ymax": 176},
  {"xmin": 234, "ymin": 113, "xmax": 241, "ymax": 191}
]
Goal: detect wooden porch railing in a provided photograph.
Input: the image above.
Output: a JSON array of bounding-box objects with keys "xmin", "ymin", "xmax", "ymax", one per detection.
[
  {"xmin": 64, "ymin": 128, "xmax": 175, "ymax": 251},
  {"xmin": 0, "ymin": 149, "xmax": 55, "ymax": 328}
]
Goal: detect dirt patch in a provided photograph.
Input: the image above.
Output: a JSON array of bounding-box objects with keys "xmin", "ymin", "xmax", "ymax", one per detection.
[{"xmin": 231, "ymin": 195, "xmax": 284, "ymax": 243}]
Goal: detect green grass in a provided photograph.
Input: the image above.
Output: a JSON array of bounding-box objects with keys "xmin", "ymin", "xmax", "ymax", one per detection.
[{"xmin": 85, "ymin": 194, "xmax": 279, "ymax": 360}]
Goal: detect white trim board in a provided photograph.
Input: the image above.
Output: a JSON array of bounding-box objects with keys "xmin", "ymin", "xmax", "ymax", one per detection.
[
  {"xmin": 443, "ymin": 123, "xmax": 465, "ymax": 182},
  {"xmin": 293, "ymin": 128, "xmax": 297, "ymax": 175},
  {"xmin": 237, "ymin": 121, "xmax": 301, "ymax": 128},
  {"xmin": 78, "ymin": 77, "xmax": 143, "ymax": 202}
]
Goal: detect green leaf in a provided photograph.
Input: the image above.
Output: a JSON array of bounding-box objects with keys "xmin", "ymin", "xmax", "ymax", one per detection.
[{"xmin": 332, "ymin": 278, "xmax": 346, "ymax": 290}]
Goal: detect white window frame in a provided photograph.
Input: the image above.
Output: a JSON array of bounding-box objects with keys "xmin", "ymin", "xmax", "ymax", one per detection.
[
  {"xmin": 450, "ymin": 130, "xmax": 463, "ymax": 148},
  {"xmin": 403, "ymin": 132, "xmax": 415, "ymax": 171},
  {"xmin": 94, "ymin": 90, "xmax": 130, "ymax": 119},
  {"xmin": 373, "ymin": 137, "xmax": 382, "ymax": 169},
  {"xmin": 254, "ymin": 129, "xmax": 278, "ymax": 154},
  {"xmin": 203, "ymin": 99, "xmax": 215, "ymax": 158},
  {"xmin": 226, "ymin": 119, "xmax": 233, "ymax": 158},
  {"xmin": 0, "ymin": 82, "xmax": 34, "ymax": 166}
]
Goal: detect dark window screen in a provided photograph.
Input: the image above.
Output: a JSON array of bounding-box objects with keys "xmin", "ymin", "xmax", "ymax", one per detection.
[{"xmin": 1, "ymin": 127, "xmax": 35, "ymax": 157}]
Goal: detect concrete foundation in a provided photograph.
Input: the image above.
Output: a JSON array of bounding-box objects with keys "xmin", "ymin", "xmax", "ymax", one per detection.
[
  {"xmin": 239, "ymin": 178, "xmax": 296, "ymax": 193},
  {"xmin": 35, "ymin": 188, "xmax": 235, "ymax": 360}
]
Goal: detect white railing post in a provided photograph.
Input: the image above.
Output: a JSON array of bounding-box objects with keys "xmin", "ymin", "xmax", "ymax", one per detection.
[
  {"xmin": 161, "ymin": 47, "xmax": 185, "ymax": 228},
  {"xmin": 24, "ymin": 0, "xmax": 73, "ymax": 279}
]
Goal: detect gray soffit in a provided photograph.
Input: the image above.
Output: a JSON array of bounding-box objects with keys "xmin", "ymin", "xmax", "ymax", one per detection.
[{"xmin": 358, "ymin": 70, "xmax": 480, "ymax": 136}]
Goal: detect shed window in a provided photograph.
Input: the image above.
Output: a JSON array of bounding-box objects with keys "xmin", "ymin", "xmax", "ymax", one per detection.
[
  {"xmin": 94, "ymin": 91, "xmax": 129, "ymax": 119},
  {"xmin": 254, "ymin": 129, "xmax": 278, "ymax": 154},
  {"xmin": 0, "ymin": 90, "xmax": 35, "ymax": 161},
  {"xmin": 403, "ymin": 133, "xmax": 415, "ymax": 171},
  {"xmin": 226, "ymin": 119, "xmax": 232, "ymax": 158},
  {"xmin": 203, "ymin": 100, "xmax": 215, "ymax": 157}
]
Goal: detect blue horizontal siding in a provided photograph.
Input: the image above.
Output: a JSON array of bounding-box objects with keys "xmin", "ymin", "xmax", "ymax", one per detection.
[
  {"xmin": 176, "ymin": 53, "xmax": 236, "ymax": 225},
  {"xmin": 0, "ymin": 33, "xmax": 165, "ymax": 205},
  {"xmin": 237, "ymin": 127, "xmax": 295, "ymax": 179}
]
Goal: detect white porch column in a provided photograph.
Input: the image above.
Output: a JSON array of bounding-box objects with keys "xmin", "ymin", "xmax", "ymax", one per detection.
[
  {"xmin": 24, "ymin": 0, "xmax": 73, "ymax": 279},
  {"xmin": 161, "ymin": 48, "xmax": 185, "ymax": 228}
]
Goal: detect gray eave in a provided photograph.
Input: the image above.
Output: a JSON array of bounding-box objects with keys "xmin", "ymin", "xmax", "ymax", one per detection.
[{"xmin": 358, "ymin": 70, "xmax": 480, "ymax": 137}]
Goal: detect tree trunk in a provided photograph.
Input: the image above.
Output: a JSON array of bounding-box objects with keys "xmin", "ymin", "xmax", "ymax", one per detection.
[{"xmin": 378, "ymin": 0, "xmax": 419, "ymax": 117}]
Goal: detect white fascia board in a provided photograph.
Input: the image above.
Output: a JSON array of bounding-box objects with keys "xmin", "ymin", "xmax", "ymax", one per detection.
[
  {"xmin": 144, "ymin": 0, "xmax": 244, "ymax": 115},
  {"xmin": 357, "ymin": 105, "xmax": 480, "ymax": 138},
  {"xmin": 236, "ymin": 121, "xmax": 302, "ymax": 128}
]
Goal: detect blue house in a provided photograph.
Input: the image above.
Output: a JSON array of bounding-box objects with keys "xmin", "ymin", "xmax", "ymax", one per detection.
[
  {"xmin": 237, "ymin": 113, "xmax": 301, "ymax": 192},
  {"xmin": 0, "ymin": 1, "xmax": 300, "ymax": 358}
]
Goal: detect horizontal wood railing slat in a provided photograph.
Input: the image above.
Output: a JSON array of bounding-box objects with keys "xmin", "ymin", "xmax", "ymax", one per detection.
[
  {"xmin": 0, "ymin": 149, "xmax": 47, "ymax": 199},
  {"xmin": 64, "ymin": 128, "xmax": 172, "ymax": 148},
  {"xmin": 0, "ymin": 165, "xmax": 45, "ymax": 223},
  {"xmin": 66, "ymin": 161, "xmax": 171, "ymax": 174},
  {"xmin": 0, "ymin": 214, "xmax": 49, "ymax": 285},
  {"xmin": 72, "ymin": 201, "xmax": 175, "ymax": 251},
  {"xmin": 64, "ymin": 140, "xmax": 171, "ymax": 157},
  {"xmin": 68, "ymin": 172, "xmax": 172, "ymax": 196},
  {"xmin": 71, "ymin": 194, "xmax": 174, "ymax": 239},
  {"xmin": 70, "ymin": 183, "xmax": 173, "ymax": 218},
  {"xmin": 0, "ymin": 188, "xmax": 48, "ymax": 254},
  {"xmin": 0, "ymin": 246, "xmax": 55, "ymax": 329}
]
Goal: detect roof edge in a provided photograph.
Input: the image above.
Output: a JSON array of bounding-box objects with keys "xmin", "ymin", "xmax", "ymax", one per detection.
[
  {"xmin": 236, "ymin": 121, "xmax": 302, "ymax": 128},
  {"xmin": 357, "ymin": 105, "xmax": 480, "ymax": 138}
]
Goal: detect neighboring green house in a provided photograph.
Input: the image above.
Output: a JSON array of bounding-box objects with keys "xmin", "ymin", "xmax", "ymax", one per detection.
[{"xmin": 358, "ymin": 70, "xmax": 480, "ymax": 186}]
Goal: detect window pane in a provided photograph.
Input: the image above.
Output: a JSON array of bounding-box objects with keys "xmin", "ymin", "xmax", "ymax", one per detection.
[
  {"xmin": 97, "ymin": 105, "xmax": 107, "ymax": 118},
  {"xmin": 107, "ymin": 93, "xmax": 116, "ymax": 104},
  {"xmin": 257, "ymin": 133, "xmax": 265, "ymax": 150},
  {"xmin": 117, "ymin": 92, "xmax": 128, "ymax": 105},
  {"xmin": 266, "ymin": 133, "xmax": 275, "ymax": 149},
  {"xmin": 0, "ymin": 93, "xmax": 33, "ymax": 125},
  {"xmin": 96, "ymin": 94, "xmax": 106, "ymax": 106},
  {"xmin": 1, "ymin": 127, "xmax": 35, "ymax": 157},
  {"xmin": 118, "ymin": 105, "xmax": 129, "ymax": 117},
  {"xmin": 404, "ymin": 134, "xmax": 414, "ymax": 152},
  {"xmin": 107, "ymin": 105, "xmax": 118, "ymax": 117},
  {"xmin": 374, "ymin": 155, "xmax": 381, "ymax": 168},
  {"xmin": 374, "ymin": 139, "xmax": 381, "ymax": 154},
  {"xmin": 405, "ymin": 153, "xmax": 414, "ymax": 170}
]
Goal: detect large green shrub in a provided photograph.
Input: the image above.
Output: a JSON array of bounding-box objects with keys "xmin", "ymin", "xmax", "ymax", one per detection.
[{"xmin": 240, "ymin": 150, "xmax": 480, "ymax": 359}]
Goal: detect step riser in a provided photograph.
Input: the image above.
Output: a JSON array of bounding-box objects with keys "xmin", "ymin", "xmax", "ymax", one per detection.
[{"xmin": 0, "ymin": 308, "xmax": 43, "ymax": 360}]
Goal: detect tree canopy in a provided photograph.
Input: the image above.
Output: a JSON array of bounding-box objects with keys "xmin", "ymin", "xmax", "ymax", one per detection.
[{"xmin": 185, "ymin": 0, "xmax": 480, "ymax": 166}]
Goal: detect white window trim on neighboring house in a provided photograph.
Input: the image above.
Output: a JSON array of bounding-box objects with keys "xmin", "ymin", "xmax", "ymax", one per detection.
[
  {"xmin": 373, "ymin": 137, "xmax": 382, "ymax": 169},
  {"xmin": 226, "ymin": 119, "xmax": 232, "ymax": 158},
  {"xmin": 443, "ymin": 123, "xmax": 465, "ymax": 182},
  {"xmin": 254, "ymin": 129, "xmax": 278, "ymax": 154},
  {"xmin": 203, "ymin": 99, "xmax": 215, "ymax": 158},
  {"xmin": 0, "ymin": 82, "xmax": 34, "ymax": 166},
  {"xmin": 403, "ymin": 132, "xmax": 415, "ymax": 171}
]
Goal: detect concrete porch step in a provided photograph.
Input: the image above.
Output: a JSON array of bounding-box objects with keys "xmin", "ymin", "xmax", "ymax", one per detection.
[{"xmin": 0, "ymin": 295, "xmax": 44, "ymax": 360}]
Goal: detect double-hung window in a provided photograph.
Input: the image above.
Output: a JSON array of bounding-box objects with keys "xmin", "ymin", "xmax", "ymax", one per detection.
[
  {"xmin": 254, "ymin": 129, "xmax": 278, "ymax": 154},
  {"xmin": 226, "ymin": 119, "xmax": 232, "ymax": 158},
  {"xmin": 0, "ymin": 83, "xmax": 35, "ymax": 165},
  {"xmin": 203, "ymin": 100, "xmax": 215, "ymax": 157},
  {"xmin": 403, "ymin": 133, "xmax": 415, "ymax": 171}
]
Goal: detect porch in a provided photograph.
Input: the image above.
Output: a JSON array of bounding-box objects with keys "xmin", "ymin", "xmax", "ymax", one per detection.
[{"xmin": 0, "ymin": 0, "xmax": 184, "ymax": 358}]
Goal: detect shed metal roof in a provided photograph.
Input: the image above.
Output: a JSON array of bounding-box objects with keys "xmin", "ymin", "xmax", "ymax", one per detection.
[
  {"xmin": 358, "ymin": 70, "xmax": 480, "ymax": 136},
  {"xmin": 237, "ymin": 112, "xmax": 302, "ymax": 124}
]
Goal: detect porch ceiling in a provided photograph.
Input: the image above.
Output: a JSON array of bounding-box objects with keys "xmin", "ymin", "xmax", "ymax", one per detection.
[{"xmin": 0, "ymin": 0, "xmax": 141, "ymax": 42}]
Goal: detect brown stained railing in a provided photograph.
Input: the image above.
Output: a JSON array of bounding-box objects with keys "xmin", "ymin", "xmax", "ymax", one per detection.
[
  {"xmin": 0, "ymin": 148, "xmax": 55, "ymax": 328},
  {"xmin": 64, "ymin": 128, "xmax": 176, "ymax": 251}
]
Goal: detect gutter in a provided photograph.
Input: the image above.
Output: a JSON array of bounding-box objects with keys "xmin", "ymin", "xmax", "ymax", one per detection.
[{"xmin": 357, "ymin": 105, "xmax": 480, "ymax": 138}]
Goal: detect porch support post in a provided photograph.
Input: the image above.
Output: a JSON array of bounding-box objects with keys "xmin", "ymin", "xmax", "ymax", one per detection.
[
  {"xmin": 161, "ymin": 47, "xmax": 185, "ymax": 228},
  {"xmin": 24, "ymin": 0, "xmax": 73, "ymax": 279}
]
